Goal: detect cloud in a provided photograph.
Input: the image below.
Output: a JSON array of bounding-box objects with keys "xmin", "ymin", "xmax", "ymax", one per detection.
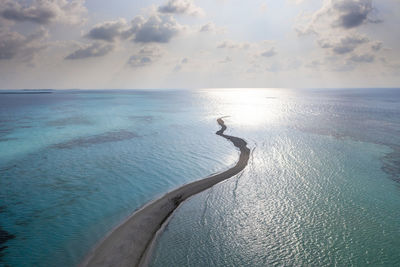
[
  {"xmin": 67, "ymin": 12, "xmax": 184, "ymax": 61},
  {"xmin": 262, "ymin": 58, "xmax": 302, "ymax": 73},
  {"xmin": 219, "ymin": 56, "xmax": 232, "ymax": 64},
  {"xmin": 199, "ymin": 22, "xmax": 225, "ymax": 34},
  {"xmin": 0, "ymin": 31, "xmax": 26, "ymax": 60},
  {"xmin": 349, "ymin": 53, "xmax": 374, "ymax": 62},
  {"xmin": 216, "ymin": 40, "xmax": 278, "ymax": 69},
  {"xmin": 84, "ymin": 12, "xmax": 184, "ymax": 45},
  {"xmin": 158, "ymin": 0, "xmax": 204, "ymax": 17},
  {"xmin": 173, "ymin": 64, "xmax": 182, "ymax": 72},
  {"xmin": 306, "ymin": 51, "xmax": 375, "ymax": 72},
  {"xmin": 1, "ymin": 3, "xmax": 54, "ymax": 25},
  {"xmin": 371, "ymin": 41, "xmax": 382, "ymax": 51},
  {"xmin": 0, "ymin": 28, "xmax": 48, "ymax": 61},
  {"xmin": 296, "ymin": 0, "xmax": 381, "ymax": 36},
  {"xmin": 261, "ymin": 47, "xmax": 277, "ymax": 57},
  {"xmin": 295, "ymin": 1, "xmax": 384, "ymax": 72},
  {"xmin": 0, "ymin": 14, "xmax": 13, "ymax": 29},
  {"xmin": 200, "ymin": 22, "xmax": 216, "ymax": 32},
  {"xmin": 331, "ymin": 0, "xmax": 381, "ymax": 29},
  {"xmin": 131, "ymin": 14, "xmax": 184, "ymax": 43},
  {"xmin": 65, "ymin": 42, "xmax": 114, "ymax": 60},
  {"xmin": 128, "ymin": 55, "xmax": 152, "ymax": 67},
  {"xmin": 127, "ymin": 45, "xmax": 163, "ymax": 67},
  {"xmin": 265, "ymin": 62, "xmax": 281, "ymax": 72},
  {"xmin": 173, "ymin": 57, "xmax": 189, "ymax": 72},
  {"xmin": 86, "ymin": 19, "xmax": 130, "ymax": 42},
  {"xmin": 305, "ymin": 56, "xmax": 354, "ymax": 72},
  {"xmin": 217, "ymin": 40, "xmax": 250, "ymax": 49},
  {"xmin": 0, "ymin": 0, "xmax": 87, "ymax": 25},
  {"xmin": 317, "ymin": 34, "xmax": 369, "ymax": 54}
]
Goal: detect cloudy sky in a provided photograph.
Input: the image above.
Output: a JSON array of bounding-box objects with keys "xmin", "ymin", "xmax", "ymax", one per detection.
[{"xmin": 0, "ymin": 0, "xmax": 399, "ymax": 89}]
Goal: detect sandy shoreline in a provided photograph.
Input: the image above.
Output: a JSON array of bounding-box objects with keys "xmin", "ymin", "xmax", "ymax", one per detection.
[{"xmin": 80, "ymin": 118, "xmax": 250, "ymax": 267}]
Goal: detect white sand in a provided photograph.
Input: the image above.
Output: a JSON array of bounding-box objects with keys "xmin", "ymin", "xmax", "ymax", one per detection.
[{"xmin": 80, "ymin": 118, "xmax": 250, "ymax": 267}]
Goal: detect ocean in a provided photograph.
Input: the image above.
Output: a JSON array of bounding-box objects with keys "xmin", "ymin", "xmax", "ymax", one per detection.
[{"xmin": 0, "ymin": 88, "xmax": 399, "ymax": 266}]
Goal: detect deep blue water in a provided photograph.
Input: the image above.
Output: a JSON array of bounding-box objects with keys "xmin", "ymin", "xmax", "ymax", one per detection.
[{"xmin": 0, "ymin": 88, "xmax": 399, "ymax": 266}]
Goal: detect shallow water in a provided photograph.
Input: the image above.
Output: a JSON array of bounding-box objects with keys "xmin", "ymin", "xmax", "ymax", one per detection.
[
  {"xmin": 150, "ymin": 88, "xmax": 400, "ymax": 266},
  {"xmin": 0, "ymin": 90, "xmax": 236, "ymax": 267},
  {"xmin": 0, "ymin": 88, "xmax": 399, "ymax": 266}
]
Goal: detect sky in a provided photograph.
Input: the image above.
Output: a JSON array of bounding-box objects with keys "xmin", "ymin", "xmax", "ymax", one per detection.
[{"xmin": 0, "ymin": 0, "xmax": 399, "ymax": 89}]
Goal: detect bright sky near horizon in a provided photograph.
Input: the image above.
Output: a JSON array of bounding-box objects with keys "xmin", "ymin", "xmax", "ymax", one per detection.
[{"xmin": 0, "ymin": 0, "xmax": 399, "ymax": 89}]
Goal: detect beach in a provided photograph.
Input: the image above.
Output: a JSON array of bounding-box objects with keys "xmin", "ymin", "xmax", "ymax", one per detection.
[{"xmin": 80, "ymin": 118, "xmax": 251, "ymax": 267}]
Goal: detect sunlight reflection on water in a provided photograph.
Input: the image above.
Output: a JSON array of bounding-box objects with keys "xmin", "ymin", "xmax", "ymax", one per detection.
[{"xmin": 203, "ymin": 88, "xmax": 288, "ymax": 127}]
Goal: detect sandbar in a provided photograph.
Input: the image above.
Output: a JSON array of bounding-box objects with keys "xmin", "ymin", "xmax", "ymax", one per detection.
[{"xmin": 80, "ymin": 117, "xmax": 250, "ymax": 267}]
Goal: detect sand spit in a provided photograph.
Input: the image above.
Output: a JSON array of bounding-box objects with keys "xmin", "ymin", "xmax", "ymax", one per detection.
[{"xmin": 81, "ymin": 118, "xmax": 250, "ymax": 267}]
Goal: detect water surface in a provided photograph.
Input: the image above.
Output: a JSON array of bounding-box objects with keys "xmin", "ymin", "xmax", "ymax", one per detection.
[
  {"xmin": 150, "ymin": 88, "xmax": 400, "ymax": 266},
  {"xmin": 1, "ymin": 88, "xmax": 399, "ymax": 266}
]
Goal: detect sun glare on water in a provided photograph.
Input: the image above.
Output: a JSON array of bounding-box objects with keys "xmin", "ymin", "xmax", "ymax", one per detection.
[{"xmin": 205, "ymin": 88, "xmax": 284, "ymax": 127}]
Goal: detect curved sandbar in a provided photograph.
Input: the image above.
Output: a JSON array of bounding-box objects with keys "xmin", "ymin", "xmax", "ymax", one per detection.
[{"xmin": 81, "ymin": 118, "xmax": 250, "ymax": 267}]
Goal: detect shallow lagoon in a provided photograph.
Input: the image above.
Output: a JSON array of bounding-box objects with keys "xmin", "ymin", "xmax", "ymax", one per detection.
[{"xmin": 1, "ymin": 89, "xmax": 399, "ymax": 266}]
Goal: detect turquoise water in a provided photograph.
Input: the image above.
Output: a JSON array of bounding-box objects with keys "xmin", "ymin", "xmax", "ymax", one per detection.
[
  {"xmin": 0, "ymin": 89, "xmax": 399, "ymax": 266},
  {"xmin": 150, "ymin": 89, "xmax": 400, "ymax": 266},
  {"xmin": 0, "ymin": 90, "xmax": 236, "ymax": 266}
]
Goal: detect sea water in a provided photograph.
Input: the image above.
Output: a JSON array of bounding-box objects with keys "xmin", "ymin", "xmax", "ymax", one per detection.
[
  {"xmin": 0, "ymin": 89, "xmax": 399, "ymax": 266},
  {"xmin": 0, "ymin": 90, "xmax": 236, "ymax": 266},
  {"xmin": 149, "ymin": 88, "xmax": 400, "ymax": 266}
]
